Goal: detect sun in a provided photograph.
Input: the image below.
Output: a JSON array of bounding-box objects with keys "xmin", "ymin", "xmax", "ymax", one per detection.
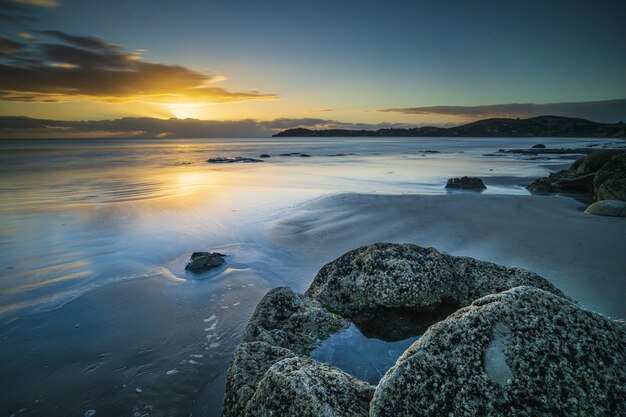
[{"xmin": 167, "ymin": 103, "xmax": 213, "ymax": 119}]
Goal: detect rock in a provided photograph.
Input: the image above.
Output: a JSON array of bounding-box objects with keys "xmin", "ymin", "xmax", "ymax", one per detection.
[
  {"xmin": 244, "ymin": 356, "xmax": 375, "ymax": 417},
  {"xmin": 526, "ymin": 177, "xmax": 553, "ymax": 193},
  {"xmin": 185, "ymin": 251, "xmax": 225, "ymax": 272},
  {"xmin": 370, "ymin": 286, "xmax": 626, "ymax": 417},
  {"xmin": 222, "ymin": 341, "xmax": 297, "ymax": 417},
  {"xmin": 206, "ymin": 157, "xmax": 264, "ymax": 163},
  {"xmin": 585, "ymin": 200, "xmax": 626, "ymax": 217},
  {"xmin": 548, "ymin": 170, "xmax": 595, "ymax": 192},
  {"xmin": 241, "ymin": 287, "xmax": 347, "ymax": 354},
  {"xmin": 525, "ymin": 150, "xmax": 626, "ymax": 194},
  {"xmin": 531, "ymin": 143, "xmax": 546, "ymax": 148},
  {"xmin": 259, "ymin": 154, "xmax": 271, "ymax": 158},
  {"xmin": 223, "ymin": 287, "xmax": 350, "ymax": 416},
  {"xmin": 593, "ymin": 153, "xmax": 626, "ymax": 201},
  {"xmin": 306, "ymin": 243, "xmax": 564, "ymax": 318},
  {"xmin": 300, "ymin": 153, "xmax": 312, "ymax": 157},
  {"xmin": 572, "ymin": 149, "xmax": 626, "ymax": 175},
  {"xmin": 445, "ymin": 176, "xmax": 486, "ymax": 190}
]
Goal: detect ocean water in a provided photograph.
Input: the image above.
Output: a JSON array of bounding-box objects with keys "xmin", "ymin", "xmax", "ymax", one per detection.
[{"xmin": 0, "ymin": 136, "xmax": 622, "ymax": 416}]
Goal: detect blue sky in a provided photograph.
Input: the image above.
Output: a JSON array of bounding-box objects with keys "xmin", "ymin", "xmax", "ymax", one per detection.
[{"xmin": 1, "ymin": 0, "xmax": 625, "ymax": 131}]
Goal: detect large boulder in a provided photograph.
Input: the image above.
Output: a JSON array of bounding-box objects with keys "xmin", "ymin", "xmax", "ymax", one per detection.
[
  {"xmin": 306, "ymin": 243, "xmax": 564, "ymax": 317},
  {"xmin": 593, "ymin": 153, "xmax": 626, "ymax": 201},
  {"xmin": 585, "ymin": 200, "xmax": 626, "ymax": 217},
  {"xmin": 445, "ymin": 176, "xmax": 486, "ymax": 190},
  {"xmin": 371, "ymin": 286, "xmax": 626, "ymax": 417},
  {"xmin": 244, "ymin": 356, "xmax": 375, "ymax": 417}
]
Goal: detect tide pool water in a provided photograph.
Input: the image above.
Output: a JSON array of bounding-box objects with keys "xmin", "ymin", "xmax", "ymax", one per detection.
[{"xmin": 0, "ymin": 136, "xmax": 621, "ymax": 416}]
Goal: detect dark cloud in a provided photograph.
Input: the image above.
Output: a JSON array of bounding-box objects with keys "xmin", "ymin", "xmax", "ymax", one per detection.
[
  {"xmin": 0, "ymin": 32, "xmax": 277, "ymax": 103},
  {"xmin": 0, "ymin": 0, "xmax": 34, "ymax": 22},
  {"xmin": 0, "ymin": 37, "xmax": 24, "ymax": 54},
  {"xmin": 41, "ymin": 30, "xmax": 117, "ymax": 50},
  {"xmin": 0, "ymin": 116, "xmax": 422, "ymax": 138},
  {"xmin": 379, "ymin": 99, "xmax": 626, "ymax": 123}
]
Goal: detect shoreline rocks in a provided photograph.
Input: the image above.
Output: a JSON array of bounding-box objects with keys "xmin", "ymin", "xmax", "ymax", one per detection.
[
  {"xmin": 306, "ymin": 243, "xmax": 564, "ymax": 318},
  {"xmin": 445, "ymin": 176, "xmax": 487, "ymax": 190},
  {"xmin": 206, "ymin": 156, "xmax": 264, "ymax": 164},
  {"xmin": 527, "ymin": 149, "xmax": 625, "ymax": 197},
  {"xmin": 221, "ymin": 243, "xmax": 626, "ymax": 417},
  {"xmin": 371, "ymin": 286, "xmax": 626, "ymax": 417}
]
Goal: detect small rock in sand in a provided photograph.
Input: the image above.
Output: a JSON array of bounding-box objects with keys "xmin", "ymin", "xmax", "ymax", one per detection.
[
  {"xmin": 185, "ymin": 252, "xmax": 225, "ymax": 273},
  {"xmin": 445, "ymin": 176, "xmax": 486, "ymax": 190}
]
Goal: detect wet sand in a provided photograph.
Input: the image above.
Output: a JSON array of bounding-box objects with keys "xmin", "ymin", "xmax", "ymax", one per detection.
[{"xmin": 270, "ymin": 192, "xmax": 626, "ymax": 319}]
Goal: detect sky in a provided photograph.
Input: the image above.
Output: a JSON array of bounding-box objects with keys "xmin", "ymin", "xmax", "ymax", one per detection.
[{"xmin": 0, "ymin": 0, "xmax": 625, "ymax": 137}]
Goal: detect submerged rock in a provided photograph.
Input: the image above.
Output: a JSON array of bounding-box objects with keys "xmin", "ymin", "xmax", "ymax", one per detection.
[
  {"xmin": 371, "ymin": 286, "xmax": 626, "ymax": 417},
  {"xmin": 206, "ymin": 157, "xmax": 264, "ymax": 164},
  {"xmin": 585, "ymin": 199, "xmax": 626, "ymax": 217},
  {"xmin": 185, "ymin": 251, "xmax": 225, "ymax": 272},
  {"xmin": 445, "ymin": 176, "xmax": 486, "ymax": 190},
  {"xmin": 306, "ymin": 243, "xmax": 564, "ymax": 318},
  {"xmin": 593, "ymin": 153, "xmax": 626, "ymax": 201}
]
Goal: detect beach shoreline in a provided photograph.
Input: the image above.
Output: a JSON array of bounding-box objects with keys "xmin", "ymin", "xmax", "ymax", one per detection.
[{"xmin": 269, "ymin": 192, "xmax": 626, "ymax": 319}]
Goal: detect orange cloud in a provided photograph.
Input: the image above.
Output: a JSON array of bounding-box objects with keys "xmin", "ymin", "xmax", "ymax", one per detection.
[
  {"xmin": 11, "ymin": 0, "xmax": 59, "ymax": 7},
  {"xmin": 0, "ymin": 31, "xmax": 278, "ymax": 105}
]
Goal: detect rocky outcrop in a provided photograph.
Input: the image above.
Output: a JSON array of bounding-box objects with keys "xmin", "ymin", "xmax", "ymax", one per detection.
[
  {"xmin": 445, "ymin": 176, "xmax": 486, "ymax": 190},
  {"xmin": 572, "ymin": 149, "xmax": 625, "ymax": 175},
  {"xmin": 371, "ymin": 286, "xmax": 626, "ymax": 417},
  {"xmin": 223, "ymin": 244, "xmax": 625, "ymax": 417},
  {"xmin": 306, "ymin": 243, "xmax": 564, "ymax": 317},
  {"xmin": 585, "ymin": 199, "xmax": 626, "ymax": 217},
  {"xmin": 531, "ymin": 143, "xmax": 546, "ymax": 148},
  {"xmin": 185, "ymin": 251, "xmax": 225, "ymax": 272},
  {"xmin": 527, "ymin": 149, "xmax": 626, "ymax": 196},
  {"xmin": 593, "ymin": 153, "xmax": 626, "ymax": 201}
]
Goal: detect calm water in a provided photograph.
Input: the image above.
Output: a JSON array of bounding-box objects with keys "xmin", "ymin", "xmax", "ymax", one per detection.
[{"xmin": 0, "ymin": 136, "xmax": 621, "ymax": 417}]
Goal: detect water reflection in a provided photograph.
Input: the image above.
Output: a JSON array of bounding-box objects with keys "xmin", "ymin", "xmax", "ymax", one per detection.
[{"xmin": 0, "ymin": 136, "xmax": 622, "ymax": 416}]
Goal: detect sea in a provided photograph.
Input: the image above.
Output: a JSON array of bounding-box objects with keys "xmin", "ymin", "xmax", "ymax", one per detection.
[{"xmin": 0, "ymin": 136, "xmax": 622, "ymax": 416}]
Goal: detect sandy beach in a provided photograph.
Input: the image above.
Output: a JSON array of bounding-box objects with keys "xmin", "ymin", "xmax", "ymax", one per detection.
[{"xmin": 270, "ymin": 192, "xmax": 626, "ymax": 319}]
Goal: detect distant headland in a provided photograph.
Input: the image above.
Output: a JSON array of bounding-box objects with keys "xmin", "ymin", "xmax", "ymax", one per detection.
[{"xmin": 272, "ymin": 115, "xmax": 626, "ymax": 138}]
